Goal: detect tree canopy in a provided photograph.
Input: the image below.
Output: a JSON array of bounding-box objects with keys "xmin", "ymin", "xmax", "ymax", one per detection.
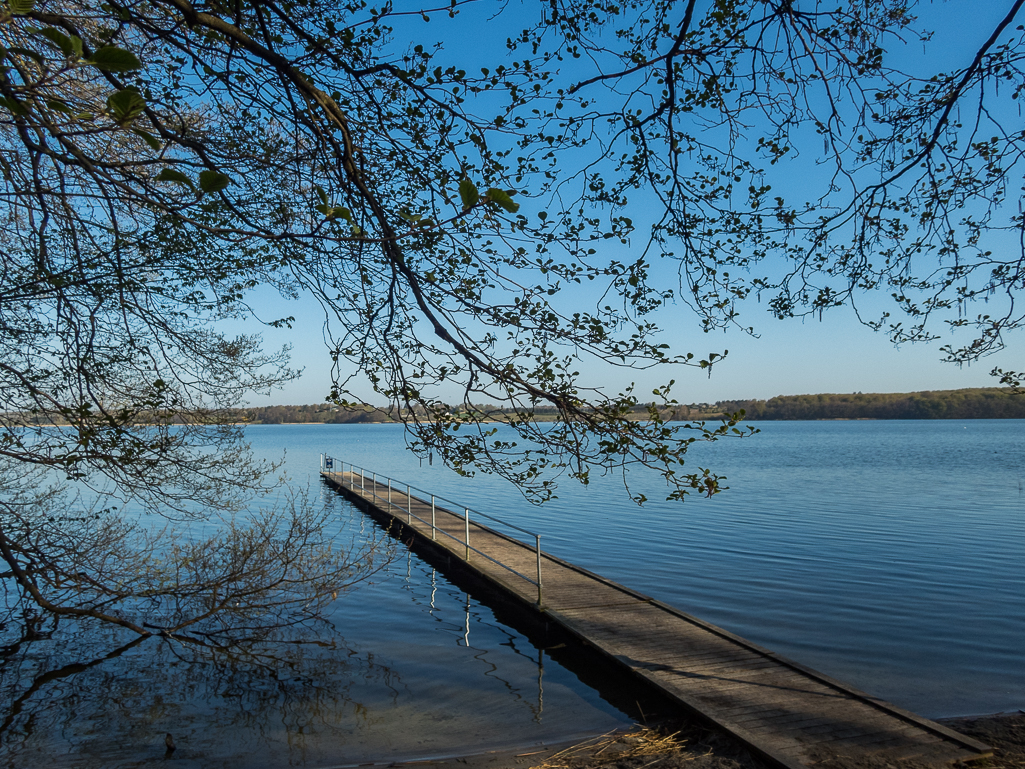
[{"xmin": 2, "ymin": 0, "xmax": 1024, "ymax": 632}]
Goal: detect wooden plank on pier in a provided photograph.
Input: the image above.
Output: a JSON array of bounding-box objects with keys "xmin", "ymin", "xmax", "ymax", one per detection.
[{"xmin": 321, "ymin": 470, "xmax": 991, "ymax": 769}]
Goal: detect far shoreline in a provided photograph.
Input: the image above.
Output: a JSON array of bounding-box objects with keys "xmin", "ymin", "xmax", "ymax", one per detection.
[
  {"xmin": 236, "ymin": 387, "xmax": 1025, "ymax": 424},
  {"xmin": 239, "ymin": 414, "xmax": 1024, "ymax": 424}
]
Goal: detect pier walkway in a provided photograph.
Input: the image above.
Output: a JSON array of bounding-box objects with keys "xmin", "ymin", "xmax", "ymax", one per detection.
[{"xmin": 320, "ymin": 460, "xmax": 990, "ymax": 769}]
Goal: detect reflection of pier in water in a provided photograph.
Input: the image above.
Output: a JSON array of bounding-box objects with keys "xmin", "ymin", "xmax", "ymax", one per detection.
[
  {"xmin": 433, "ymin": 563, "xmax": 546, "ymax": 722},
  {"xmin": 400, "ymin": 536, "xmax": 547, "ymax": 722},
  {"xmin": 322, "ymin": 459, "xmax": 992, "ymax": 769}
]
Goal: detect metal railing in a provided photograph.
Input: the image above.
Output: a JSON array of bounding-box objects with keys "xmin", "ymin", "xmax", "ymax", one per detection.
[{"xmin": 320, "ymin": 455, "xmax": 543, "ymax": 606}]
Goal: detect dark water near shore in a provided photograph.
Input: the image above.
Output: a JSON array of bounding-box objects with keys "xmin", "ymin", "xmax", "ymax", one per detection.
[{"xmin": 2, "ymin": 420, "xmax": 1022, "ymax": 766}]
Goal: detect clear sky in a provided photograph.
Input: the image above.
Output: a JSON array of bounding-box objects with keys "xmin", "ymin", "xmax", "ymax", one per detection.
[
  {"xmin": 234, "ymin": 0, "xmax": 1025, "ymax": 408},
  {"xmin": 237, "ymin": 287, "xmax": 1023, "ymax": 407}
]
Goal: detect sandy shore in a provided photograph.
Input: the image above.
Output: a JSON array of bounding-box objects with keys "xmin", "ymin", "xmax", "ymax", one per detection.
[{"xmin": 387, "ymin": 711, "xmax": 1024, "ymax": 769}]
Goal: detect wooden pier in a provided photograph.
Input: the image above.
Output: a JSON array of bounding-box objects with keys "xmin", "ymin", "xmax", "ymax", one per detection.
[{"xmin": 321, "ymin": 465, "xmax": 991, "ymax": 769}]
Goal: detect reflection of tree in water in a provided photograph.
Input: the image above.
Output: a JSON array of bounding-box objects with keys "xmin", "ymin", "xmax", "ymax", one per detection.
[
  {"xmin": 0, "ymin": 609, "xmax": 403, "ymax": 767},
  {"xmin": 0, "ymin": 512, "xmax": 629, "ymax": 766}
]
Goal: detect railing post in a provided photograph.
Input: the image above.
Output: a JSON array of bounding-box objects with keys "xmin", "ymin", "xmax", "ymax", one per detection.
[
  {"xmin": 330, "ymin": 464, "xmax": 543, "ymax": 605},
  {"xmin": 536, "ymin": 534, "xmax": 543, "ymax": 607}
]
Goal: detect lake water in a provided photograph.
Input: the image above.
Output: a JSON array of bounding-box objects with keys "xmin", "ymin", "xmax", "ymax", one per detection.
[
  {"xmin": 1, "ymin": 420, "xmax": 1022, "ymax": 767},
  {"xmin": 278, "ymin": 419, "xmax": 1025, "ymax": 719}
]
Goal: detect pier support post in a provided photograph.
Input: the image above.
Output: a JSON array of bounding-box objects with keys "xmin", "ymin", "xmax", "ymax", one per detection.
[
  {"xmin": 431, "ymin": 496, "xmax": 436, "ymax": 540},
  {"xmin": 536, "ymin": 535, "xmax": 543, "ymax": 606},
  {"xmin": 464, "ymin": 508, "xmax": 470, "ymax": 560}
]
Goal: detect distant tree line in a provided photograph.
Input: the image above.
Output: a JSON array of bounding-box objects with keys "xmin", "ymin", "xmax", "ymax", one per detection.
[
  {"xmin": 236, "ymin": 404, "xmax": 394, "ymax": 424},
  {"xmin": 11, "ymin": 390, "xmax": 1016, "ymax": 427},
  {"xmin": 227, "ymin": 388, "xmax": 1024, "ymax": 425},
  {"xmin": 706, "ymin": 389, "xmax": 1025, "ymax": 421},
  {"xmin": 3, "ymin": 403, "xmax": 396, "ymax": 426}
]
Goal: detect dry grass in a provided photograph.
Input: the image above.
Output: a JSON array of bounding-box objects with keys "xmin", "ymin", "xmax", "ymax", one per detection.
[{"xmin": 529, "ymin": 725, "xmax": 711, "ymax": 769}]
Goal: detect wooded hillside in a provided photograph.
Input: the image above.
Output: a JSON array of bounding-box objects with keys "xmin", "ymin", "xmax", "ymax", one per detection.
[
  {"xmin": 236, "ymin": 388, "xmax": 1024, "ymax": 424},
  {"xmin": 236, "ymin": 404, "xmax": 394, "ymax": 424},
  {"xmin": 707, "ymin": 389, "xmax": 1025, "ymax": 421}
]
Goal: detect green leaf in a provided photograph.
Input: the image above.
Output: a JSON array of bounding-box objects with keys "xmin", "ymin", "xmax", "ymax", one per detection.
[
  {"xmin": 458, "ymin": 178, "xmax": 479, "ymax": 210},
  {"xmin": 485, "ymin": 188, "xmax": 520, "ymax": 213},
  {"xmin": 155, "ymin": 168, "xmax": 194, "ymax": 189},
  {"xmin": 315, "ymin": 185, "xmax": 328, "ymax": 205},
  {"xmin": 106, "ymin": 88, "xmax": 145, "ymax": 123},
  {"xmin": 318, "ymin": 203, "xmax": 352, "ymax": 221},
  {"xmin": 37, "ymin": 28, "xmax": 74, "ymax": 56},
  {"xmin": 8, "ymin": 0, "xmax": 36, "ymax": 15},
  {"xmin": 26, "ymin": 29, "xmax": 82, "ymax": 61},
  {"xmin": 198, "ymin": 170, "xmax": 231, "ymax": 194},
  {"xmin": 85, "ymin": 46, "xmax": 141, "ymax": 72},
  {"xmin": 132, "ymin": 128, "xmax": 161, "ymax": 151},
  {"xmin": 0, "ymin": 96, "xmax": 28, "ymax": 116}
]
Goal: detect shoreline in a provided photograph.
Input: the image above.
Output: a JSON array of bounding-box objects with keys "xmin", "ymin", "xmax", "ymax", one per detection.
[
  {"xmin": 239, "ymin": 415, "xmax": 1025, "ymax": 424},
  {"xmin": 372, "ymin": 711, "xmax": 1024, "ymax": 769}
]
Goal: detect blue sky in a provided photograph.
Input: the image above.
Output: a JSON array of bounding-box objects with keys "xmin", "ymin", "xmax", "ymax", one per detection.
[
  {"xmin": 236, "ymin": 0, "xmax": 1025, "ymax": 407},
  {"xmin": 238, "ymin": 286, "xmax": 1023, "ymax": 406}
]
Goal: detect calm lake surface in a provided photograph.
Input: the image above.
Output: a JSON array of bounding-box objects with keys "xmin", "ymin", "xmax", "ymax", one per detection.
[
  {"xmin": 268, "ymin": 419, "xmax": 1024, "ymax": 720},
  {"xmin": 2, "ymin": 420, "xmax": 1022, "ymax": 767}
]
